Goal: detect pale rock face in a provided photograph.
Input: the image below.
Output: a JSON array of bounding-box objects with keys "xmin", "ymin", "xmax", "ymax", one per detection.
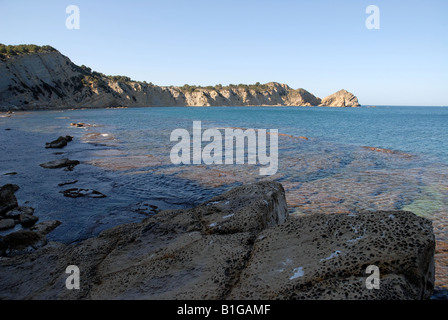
[
  {"xmin": 0, "ymin": 50, "xmax": 360, "ymax": 110},
  {"xmin": 320, "ymin": 89, "xmax": 360, "ymax": 107}
]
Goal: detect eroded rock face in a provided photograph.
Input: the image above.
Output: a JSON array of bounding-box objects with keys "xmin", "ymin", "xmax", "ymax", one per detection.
[
  {"xmin": 0, "ymin": 182, "xmax": 435, "ymax": 300},
  {"xmin": 0, "ymin": 49, "xmax": 359, "ymax": 110},
  {"xmin": 229, "ymin": 210, "xmax": 435, "ymax": 300}
]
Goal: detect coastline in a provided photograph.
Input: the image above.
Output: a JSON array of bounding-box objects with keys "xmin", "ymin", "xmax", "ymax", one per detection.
[{"xmin": 1, "ymin": 103, "xmax": 362, "ymax": 113}]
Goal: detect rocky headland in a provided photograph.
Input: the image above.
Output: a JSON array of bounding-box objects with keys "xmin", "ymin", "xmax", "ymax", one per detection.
[
  {"xmin": 0, "ymin": 44, "xmax": 360, "ymax": 111},
  {"xmin": 0, "ymin": 181, "xmax": 435, "ymax": 300}
]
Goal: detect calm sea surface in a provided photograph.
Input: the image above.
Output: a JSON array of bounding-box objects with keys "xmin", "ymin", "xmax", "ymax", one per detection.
[{"xmin": 1, "ymin": 106, "xmax": 448, "ymax": 290}]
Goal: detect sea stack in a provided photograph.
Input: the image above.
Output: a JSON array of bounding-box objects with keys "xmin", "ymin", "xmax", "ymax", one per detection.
[{"xmin": 320, "ymin": 89, "xmax": 360, "ymax": 107}]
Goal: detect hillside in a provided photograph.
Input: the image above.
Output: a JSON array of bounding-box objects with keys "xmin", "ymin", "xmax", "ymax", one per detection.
[{"xmin": 0, "ymin": 44, "xmax": 360, "ymax": 110}]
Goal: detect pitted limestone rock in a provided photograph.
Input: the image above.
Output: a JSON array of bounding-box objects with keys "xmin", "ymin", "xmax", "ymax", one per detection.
[
  {"xmin": 0, "ymin": 182, "xmax": 435, "ymax": 300},
  {"xmin": 197, "ymin": 181, "xmax": 288, "ymax": 234},
  {"xmin": 228, "ymin": 210, "xmax": 435, "ymax": 300}
]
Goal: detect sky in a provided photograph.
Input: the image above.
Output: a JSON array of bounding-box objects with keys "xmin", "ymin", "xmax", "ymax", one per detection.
[{"xmin": 0, "ymin": 0, "xmax": 447, "ymax": 106}]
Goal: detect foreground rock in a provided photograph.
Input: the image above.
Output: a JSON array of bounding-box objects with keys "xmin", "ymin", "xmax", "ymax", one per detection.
[
  {"xmin": 0, "ymin": 181, "xmax": 435, "ymax": 299},
  {"xmin": 45, "ymin": 136, "xmax": 73, "ymax": 148},
  {"xmin": 229, "ymin": 210, "xmax": 435, "ymax": 299},
  {"xmin": 39, "ymin": 158, "xmax": 80, "ymax": 169}
]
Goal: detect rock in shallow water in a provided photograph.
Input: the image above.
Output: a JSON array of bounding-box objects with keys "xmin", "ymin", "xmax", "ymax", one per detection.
[
  {"xmin": 45, "ymin": 136, "xmax": 73, "ymax": 149},
  {"xmin": 0, "ymin": 184, "xmax": 19, "ymax": 215},
  {"xmin": 39, "ymin": 158, "xmax": 80, "ymax": 169},
  {"xmin": 30, "ymin": 220, "xmax": 61, "ymax": 235},
  {"xmin": 0, "ymin": 218, "xmax": 15, "ymax": 230},
  {"xmin": 0, "ymin": 181, "xmax": 436, "ymax": 300},
  {"xmin": 5, "ymin": 206, "xmax": 35, "ymax": 219},
  {"xmin": 60, "ymin": 188, "xmax": 106, "ymax": 198},
  {"xmin": 19, "ymin": 214, "xmax": 39, "ymax": 228}
]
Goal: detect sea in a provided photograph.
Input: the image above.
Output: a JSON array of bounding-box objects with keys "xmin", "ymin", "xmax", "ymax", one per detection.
[{"xmin": 1, "ymin": 105, "xmax": 447, "ymax": 292}]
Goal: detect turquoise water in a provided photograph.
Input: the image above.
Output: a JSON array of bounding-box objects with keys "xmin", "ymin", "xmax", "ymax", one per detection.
[
  {"xmin": 70, "ymin": 105, "xmax": 448, "ymax": 163},
  {"xmin": 1, "ymin": 106, "xmax": 448, "ymax": 237}
]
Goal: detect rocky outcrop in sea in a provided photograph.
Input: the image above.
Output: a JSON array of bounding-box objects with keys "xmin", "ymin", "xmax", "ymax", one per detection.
[
  {"xmin": 0, "ymin": 181, "xmax": 435, "ymax": 299},
  {"xmin": 320, "ymin": 89, "xmax": 361, "ymax": 107}
]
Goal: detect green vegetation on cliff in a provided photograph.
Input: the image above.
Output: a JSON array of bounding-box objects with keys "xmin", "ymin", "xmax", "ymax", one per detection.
[
  {"xmin": 180, "ymin": 82, "xmax": 270, "ymax": 93},
  {"xmin": 0, "ymin": 44, "xmax": 57, "ymax": 61},
  {"xmin": 0, "ymin": 43, "xmax": 359, "ymax": 108},
  {"xmin": 0, "ymin": 44, "xmax": 272, "ymax": 94}
]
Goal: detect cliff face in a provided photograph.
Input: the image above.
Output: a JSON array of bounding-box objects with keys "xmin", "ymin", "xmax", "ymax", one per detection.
[{"xmin": 0, "ymin": 47, "xmax": 360, "ymax": 110}]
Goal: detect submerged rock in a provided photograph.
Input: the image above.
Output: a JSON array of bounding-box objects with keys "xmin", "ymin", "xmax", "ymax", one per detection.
[
  {"xmin": 2, "ymin": 172, "xmax": 17, "ymax": 176},
  {"xmin": 30, "ymin": 220, "xmax": 61, "ymax": 235},
  {"xmin": 70, "ymin": 122, "xmax": 86, "ymax": 128},
  {"xmin": 361, "ymin": 146, "xmax": 414, "ymax": 158},
  {"xmin": 45, "ymin": 136, "xmax": 73, "ymax": 149},
  {"xmin": 39, "ymin": 158, "xmax": 80, "ymax": 169},
  {"xmin": 0, "ymin": 218, "xmax": 15, "ymax": 230},
  {"xmin": 60, "ymin": 188, "xmax": 107, "ymax": 198},
  {"xmin": 5, "ymin": 206, "xmax": 34, "ymax": 219},
  {"xmin": 0, "ymin": 181, "xmax": 436, "ymax": 300},
  {"xmin": 57, "ymin": 180, "xmax": 78, "ymax": 187}
]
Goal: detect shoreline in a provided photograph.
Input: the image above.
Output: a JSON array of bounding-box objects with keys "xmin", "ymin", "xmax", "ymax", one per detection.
[
  {"xmin": 0, "ymin": 180, "xmax": 439, "ymax": 299},
  {"xmin": 1, "ymin": 104, "xmax": 364, "ymax": 113}
]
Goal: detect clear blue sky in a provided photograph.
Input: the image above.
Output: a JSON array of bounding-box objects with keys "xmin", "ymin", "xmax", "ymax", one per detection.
[{"xmin": 1, "ymin": 0, "xmax": 447, "ymax": 106}]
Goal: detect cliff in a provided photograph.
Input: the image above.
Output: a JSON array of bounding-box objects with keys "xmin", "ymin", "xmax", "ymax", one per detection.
[{"xmin": 0, "ymin": 44, "xmax": 360, "ymax": 110}]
